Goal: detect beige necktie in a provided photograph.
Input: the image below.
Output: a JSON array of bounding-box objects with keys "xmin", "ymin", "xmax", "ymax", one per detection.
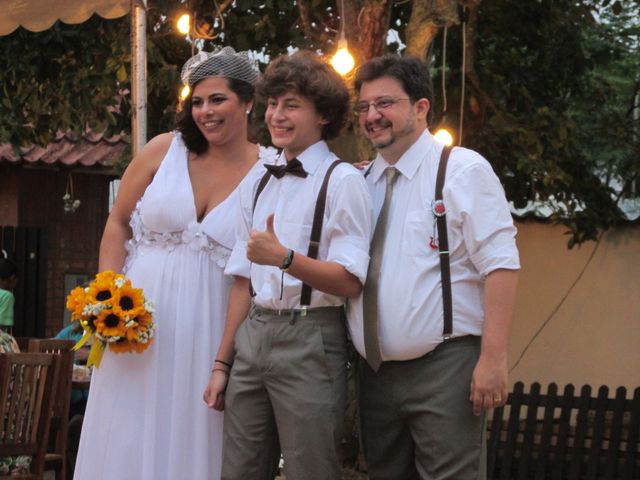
[{"xmin": 363, "ymin": 167, "xmax": 399, "ymax": 371}]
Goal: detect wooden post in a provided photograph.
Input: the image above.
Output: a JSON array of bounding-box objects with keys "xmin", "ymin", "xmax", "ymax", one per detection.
[{"xmin": 130, "ymin": 0, "xmax": 147, "ymax": 158}]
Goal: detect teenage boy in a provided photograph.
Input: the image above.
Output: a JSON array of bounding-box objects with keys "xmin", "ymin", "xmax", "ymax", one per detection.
[
  {"xmin": 352, "ymin": 54, "xmax": 520, "ymax": 479},
  {"xmin": 204, "ymin": 51, "xmax": 373, "ymax": 480}
]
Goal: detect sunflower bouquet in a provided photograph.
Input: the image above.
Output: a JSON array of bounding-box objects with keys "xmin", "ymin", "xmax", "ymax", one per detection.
[{"xmin": 66, "ymin": 270, "xmax": 156, "ymax": 367}]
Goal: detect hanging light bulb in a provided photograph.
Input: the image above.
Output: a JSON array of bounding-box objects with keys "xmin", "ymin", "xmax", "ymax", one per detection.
[
  {"xmin": 180, "ymin": 84, "xmax": 191, "ymax": 101},
  {"xmin": 177, "ymin": 13, "xmax": 191, "ymax": 35},
  {"xmin": 331, "ymin": 32, "xmax": 355, "ymax": 76},
  {"xmin": 434, "ymin": 128, "xmax": 454, "ymax": 146},
  {"xmin": 330, "ymin": 0, "xmax": 354, "ymax": 76}
]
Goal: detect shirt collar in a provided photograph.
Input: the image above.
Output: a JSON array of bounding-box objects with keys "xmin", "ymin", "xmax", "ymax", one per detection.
[
  {"xmin": 275, "ymin": 140, "xmax": 329, "ymax": 176},
  {"xmin": 368, "ymin": 129, "xmax": 438, "ymax": 183}
]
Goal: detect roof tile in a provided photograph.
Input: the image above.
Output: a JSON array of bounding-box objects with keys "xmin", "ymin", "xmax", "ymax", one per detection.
[{"xmin": 0, "ymin": 131, "xmax": 129, "ymax": 168}]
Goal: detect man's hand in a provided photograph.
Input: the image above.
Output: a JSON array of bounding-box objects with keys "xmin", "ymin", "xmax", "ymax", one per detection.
[
  {"xmin": 247, "ymin": 214, "xmax": 288, "ymax": 266},
  {"xmin": 470, "ymin": 353, "xmax": 508, "ymax": 416},
  {"xmin": 353, "ymin": 159, "xmax": 372, "ymax": 171}
]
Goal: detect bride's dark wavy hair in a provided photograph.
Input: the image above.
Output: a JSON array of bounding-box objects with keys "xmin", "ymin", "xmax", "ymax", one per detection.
[{"xmin": 175, "ymin": 77, "xmax": 255, "ymax": 155}]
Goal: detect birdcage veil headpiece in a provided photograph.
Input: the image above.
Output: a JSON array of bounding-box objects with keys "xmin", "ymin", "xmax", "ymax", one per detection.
[{"xmin": 181, "ymin": 46, "xmax": 260, "ymax": 87}]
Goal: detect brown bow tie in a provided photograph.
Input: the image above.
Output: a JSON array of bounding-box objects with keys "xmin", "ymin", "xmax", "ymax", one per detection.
[{"xmin": 264, "ymin": 158, "xmax": 308, "ymax": 179}]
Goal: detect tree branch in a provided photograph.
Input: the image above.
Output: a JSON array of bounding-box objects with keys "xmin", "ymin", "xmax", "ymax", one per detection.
[
  {"xmin": 214, "ymin": 0, "xmax": 233, "ymax": 13},
  {"xmin": 297, "ymin": 0, "xmax": 323, "ymax": 44},
  {"xmin": 462, "ymin": 1, "xmax": 503, "ymax": 120},
  {"xmin": 626, "ymin": 77, "xmax": 640, "ymax": 118}
]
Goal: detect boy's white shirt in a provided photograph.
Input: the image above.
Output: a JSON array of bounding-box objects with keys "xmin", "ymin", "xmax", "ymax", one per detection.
[{"xmin": 226, "ymin": 140, "xmax": 373, "ymax": 317}]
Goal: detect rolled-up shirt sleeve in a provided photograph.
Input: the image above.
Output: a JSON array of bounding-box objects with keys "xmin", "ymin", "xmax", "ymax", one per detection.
[
  {"xmin": 447, "ymin": 161, "xmax": 520, "ymax": 276},
  {"xmin": 225, "ymin": 182, "xmax": 253, "ymax": 279},
  {"xmin": 324, "ymin": 171, "xmax": 373, "ymax": 284}
]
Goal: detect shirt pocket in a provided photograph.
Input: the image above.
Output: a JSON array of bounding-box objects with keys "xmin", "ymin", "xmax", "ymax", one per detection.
[
  {"xmin": 278, "ymin": 221, "xmax": 312, "ymax": 254},
  {"xmin": 401, "ymin": 210, "xmax": 434, "ymax": 257}
]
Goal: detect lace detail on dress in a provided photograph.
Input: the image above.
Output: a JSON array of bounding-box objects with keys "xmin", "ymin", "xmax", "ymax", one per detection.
[{"xmin": 123, "ymin": 202, "xmax": 231, "ymax": 273}]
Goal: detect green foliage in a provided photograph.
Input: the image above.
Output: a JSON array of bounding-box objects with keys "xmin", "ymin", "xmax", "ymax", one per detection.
[
  {"xmin": 0, "ymin": 16, "xmax": 131, "ymax": 147},
  {"xmin": 430, "ymin": 0, "xmax": 638, "ymax": 246},
  {"xmin": 0, "ymin": 0, "xmax": 637, "ymax": 247}
]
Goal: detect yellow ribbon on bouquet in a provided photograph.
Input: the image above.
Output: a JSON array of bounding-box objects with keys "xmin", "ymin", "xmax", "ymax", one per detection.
[{"xmin": 72, "ymin": 331, "xmax": 105, "ymax": 368}]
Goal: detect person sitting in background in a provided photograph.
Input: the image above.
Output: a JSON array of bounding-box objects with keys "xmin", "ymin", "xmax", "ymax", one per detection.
[
  {"xmin": 0, "ymin": 257, "xmax": 18, "ymax": 333},
  {"xmin": 0, "ymin": 328, "xmax": 32, "ymax": 476},
  {"xmin": 55, "ymin": 321, "xmax": 91, "ymax": 416},
  {"xmin": 0, "ymin": 328, "xmax": 19, "ymax": 353},
  {"xmin": 55, "ymin": 321, "xmax": 90, "ymax": 480}
]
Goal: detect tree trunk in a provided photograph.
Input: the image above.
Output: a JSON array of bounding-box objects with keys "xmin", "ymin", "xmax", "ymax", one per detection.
[
  {"xmin": 352, "ymin": 0, "xmax": 394, "ymax": 61},
  {"xmin": 405, "ymin": 0, "xmax": 459, "ymax": 59}
]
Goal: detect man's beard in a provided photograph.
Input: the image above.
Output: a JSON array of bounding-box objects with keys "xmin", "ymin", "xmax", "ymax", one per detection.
[{"xmin": 366, "ymin": 115, "xmax": 416, "ymax": 150}]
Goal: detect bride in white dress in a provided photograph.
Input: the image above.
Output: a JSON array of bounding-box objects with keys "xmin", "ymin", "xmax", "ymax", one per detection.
[{"xmin": 74, "ymin": 47, "xmax": 276, "ymax": 480}]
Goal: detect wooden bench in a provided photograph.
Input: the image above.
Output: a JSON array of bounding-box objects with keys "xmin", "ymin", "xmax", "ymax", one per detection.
[{"xmin": 487, "ymin": 382, "xmax": 640, "ymax": 479}]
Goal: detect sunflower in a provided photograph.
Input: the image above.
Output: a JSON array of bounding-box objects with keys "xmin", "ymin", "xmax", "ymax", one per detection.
[
  {"xmin": 66, "ymin": 286, "xmax": 87, "ymax": 319},
  {"xmin": 110, "ymin": 338, "xmax": 134, "ymax": 354},
  {"xmin": 112, "ymin": 283, "xmax": 145, "ymax": 319},
  {"xmin": 131, "ymin": 339, "xmax": 151, "ymax": 353},
  {"xmin": 134, "ymin": 311, "xmax": 154, "ymax": 327},
  {"xmin": 94, "ymin": 309, "xmax": 127, "ymax": 338},
  {"xmin": 125, "ymin": 327, "xmax": 140, "ymax": 342},
  {"xmin": 94, "ymin": 270, "xmax": 120, "ymax": 285},
  {"xmin": 86, "ymin": 278, "xmax": 116, "ymax": 305},
  {"xmin": 110, "ymin": 337, "xmax": 152, "ymax": 354}
]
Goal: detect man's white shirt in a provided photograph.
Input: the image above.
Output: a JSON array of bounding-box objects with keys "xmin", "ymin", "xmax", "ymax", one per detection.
[{"xmin": 351, "ymin": 130, "xmax": 520, "ymax": 361}]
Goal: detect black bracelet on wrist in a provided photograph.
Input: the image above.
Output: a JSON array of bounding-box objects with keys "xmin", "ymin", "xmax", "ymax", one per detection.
[
  {"xmin": 214, "ymin": 359, "xmax": 232, "ymax": 369},
  {"xmin": 279, "ymin": 249, "xmax": 294, "ymax": 271}
]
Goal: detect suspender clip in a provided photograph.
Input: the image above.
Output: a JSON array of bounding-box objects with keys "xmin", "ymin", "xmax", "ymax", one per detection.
[{"xmin": 300, "ymin": 306, "xmax": 308, "ymax": 317}]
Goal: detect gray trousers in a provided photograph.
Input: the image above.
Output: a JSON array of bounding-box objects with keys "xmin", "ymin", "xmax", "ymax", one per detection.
[
  {"xmin": 358, "ymin": 335, "xmax": 486, "ymax": 480},
  {"xmin": 222, "ymin": 306, "xmax": 347, "ymax": 480}
]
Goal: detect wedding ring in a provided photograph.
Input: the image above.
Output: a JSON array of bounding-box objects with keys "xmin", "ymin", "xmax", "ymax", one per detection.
[{"xmin": 494, "ymin": 396, "xmax": 502, "ymax": 402}]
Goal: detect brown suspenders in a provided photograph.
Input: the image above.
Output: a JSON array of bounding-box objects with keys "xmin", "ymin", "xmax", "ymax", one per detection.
[
  {"xmin": 251, "ymin": 146, "xmax": 453, "ymax": 335},
  {"xmin": 251, "ymin": 159, "xmax": 344, "ymax": 306},
  {"xmin": 435, "ymin": 145, "xmax": 453, "ymax": 338}
]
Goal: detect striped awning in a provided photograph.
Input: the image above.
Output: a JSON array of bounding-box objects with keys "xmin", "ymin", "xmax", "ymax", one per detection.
[{"xmin": 0, "ymin": 0, "xmax": 130, "ymax": 35}]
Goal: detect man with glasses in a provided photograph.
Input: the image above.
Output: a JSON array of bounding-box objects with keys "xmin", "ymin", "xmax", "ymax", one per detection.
[{"xmin": 351, "ymin": 54, "xmax": 520, "ymax": 479}]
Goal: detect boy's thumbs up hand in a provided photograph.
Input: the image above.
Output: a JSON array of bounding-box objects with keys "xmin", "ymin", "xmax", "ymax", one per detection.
[
  {"xmin": 265, "ymin": 213, "xmax": 276, "ymax": 234},
  {"xmin": 247, "ymin": 214, "xmax": 288, "ymax": 266}
]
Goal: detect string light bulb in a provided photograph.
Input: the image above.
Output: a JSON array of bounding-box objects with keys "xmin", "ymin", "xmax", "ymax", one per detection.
[
  {"xmin": 331, "ymin": 33, "xmax": 355, "ymax": 76},
  {"xmin": 330, "ymin": 0, "xmax": 355, "ymax": 76},
  {"xmin": 177, "ymin": 13, "xmax": 191, "ymax": 35},
  {"xmin": 180, "ymin": 84, "xmax": 191, "ymax": 101},
  {"xmin": 434, "ymin": 128, "xmax": 454, "ymax": 146}
]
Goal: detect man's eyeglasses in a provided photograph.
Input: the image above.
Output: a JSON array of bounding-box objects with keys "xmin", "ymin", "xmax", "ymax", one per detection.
[{"xmin": 353, "ymin": 97, "xmax": 410, "ymax": 115}]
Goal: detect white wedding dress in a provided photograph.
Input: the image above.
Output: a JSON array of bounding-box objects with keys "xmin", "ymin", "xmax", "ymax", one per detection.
[{"xmin": 74, "ymin": 133, "xmax": 276, "ymax": 480}]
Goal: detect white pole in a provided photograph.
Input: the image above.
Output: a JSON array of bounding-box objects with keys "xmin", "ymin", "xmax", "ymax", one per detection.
[{"xmin": 131, "ymin": 0, "xmax": 147, "ymax": 157}]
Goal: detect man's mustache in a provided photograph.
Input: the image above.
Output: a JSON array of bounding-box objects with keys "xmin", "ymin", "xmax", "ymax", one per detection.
[{"xmin": 365, "ymin": 119, "xmax": 392, "ymax": 132}]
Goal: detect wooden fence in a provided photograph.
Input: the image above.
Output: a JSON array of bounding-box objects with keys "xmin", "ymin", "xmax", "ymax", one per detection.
[
  {"xmin": 488, "ymin": 382, "xmax": 640, "ymax": 479},
  {"xmin": 0, "ymin": 225, "xmax": 47, "ymax": 337}
]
